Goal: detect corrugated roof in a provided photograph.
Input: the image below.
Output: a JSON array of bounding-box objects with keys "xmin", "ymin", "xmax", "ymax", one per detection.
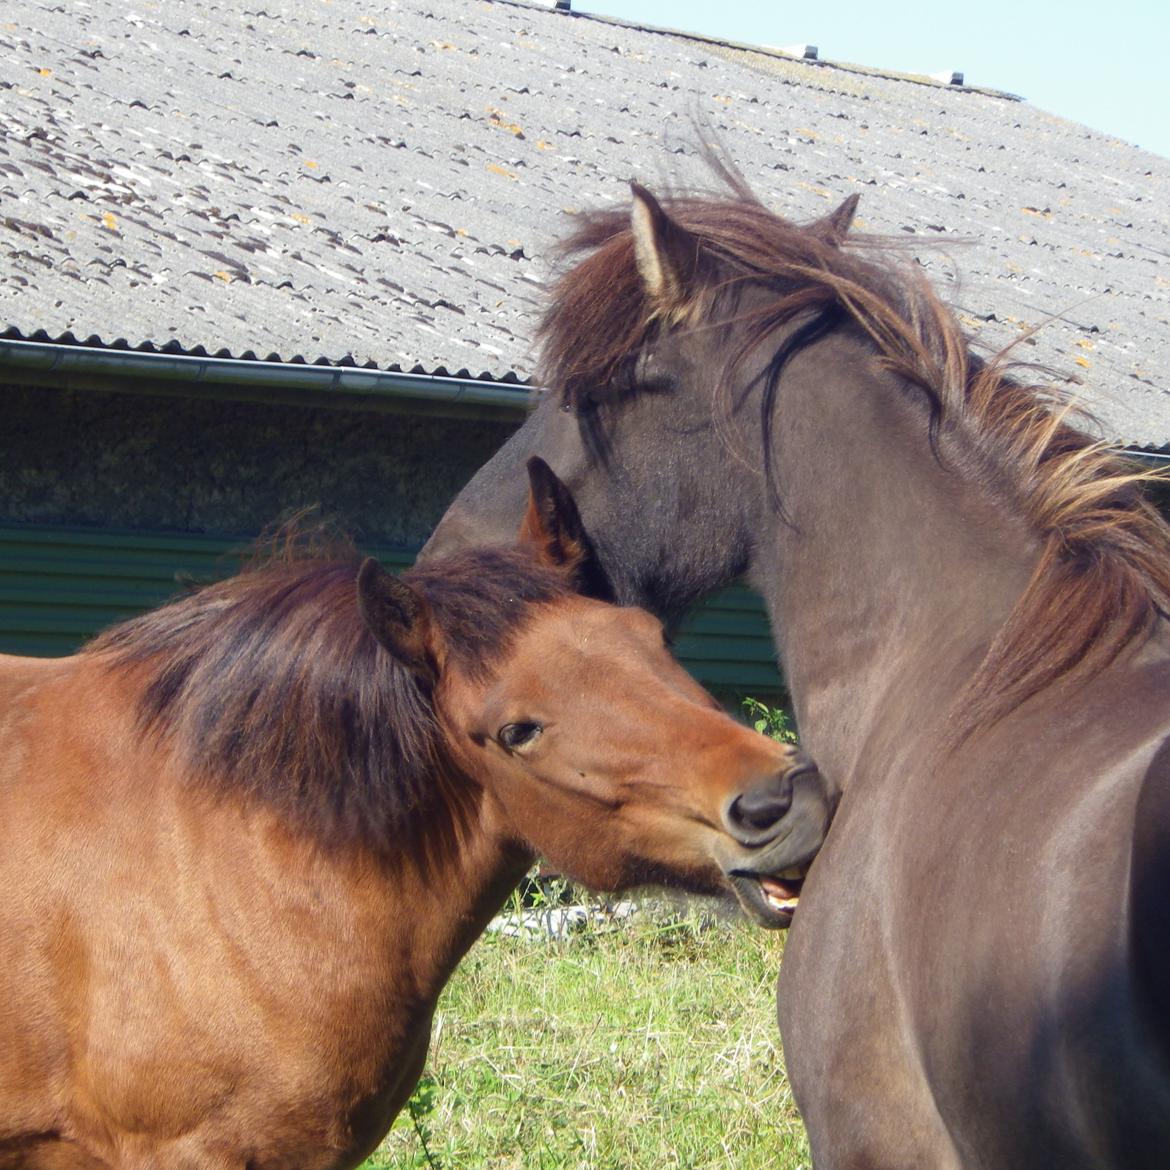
[{"xmin": 2, "ymin": 0, "xmax": 1168, "ymax": 443}]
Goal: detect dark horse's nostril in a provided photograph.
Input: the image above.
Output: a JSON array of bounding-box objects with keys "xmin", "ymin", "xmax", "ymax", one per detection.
[{"xmin": 725, "ymin": 770, "xmax": 795, "ymax": 844}]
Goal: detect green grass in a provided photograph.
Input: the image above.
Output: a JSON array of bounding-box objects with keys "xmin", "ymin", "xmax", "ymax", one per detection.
[{"xmin": 361, "ymin": 897, "xmax": 809, "ymax": 1169}]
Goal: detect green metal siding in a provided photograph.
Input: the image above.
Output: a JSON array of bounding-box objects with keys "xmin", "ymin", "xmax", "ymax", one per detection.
[{"xmin": 0, "ymin": 524, "xmax": 783, "ymax": 697}]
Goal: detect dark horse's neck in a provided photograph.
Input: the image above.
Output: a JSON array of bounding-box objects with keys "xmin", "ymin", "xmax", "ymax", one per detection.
[{"xmin": 750, "ymin": 326, "xmax": 1038, "ymax": 785}]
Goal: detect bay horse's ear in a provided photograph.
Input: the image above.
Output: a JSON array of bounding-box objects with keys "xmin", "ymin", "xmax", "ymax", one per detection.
[
  {"xmin": 807, "ymin": 192, "xmax": 860, "ymax": 246},
  {"xmin": 519, "ymin": 458, "xmax": 612, "ymax": 599},
  {"xmin": 630, "ymin": 181, "xmax": 700, "ymax": 308},
  {"xmin": 356, "ymin": 558, "xmax": 437, "ymax": 687}
]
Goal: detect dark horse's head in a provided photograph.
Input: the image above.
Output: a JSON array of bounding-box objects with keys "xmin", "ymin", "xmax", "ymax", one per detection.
[
  {"xmin": 424, "ymin": 169, "xmax": 862, "ymax": 622},
  {"xmin": 428, "ymin": 160, "xmax": 1170, "ymax": 757}
]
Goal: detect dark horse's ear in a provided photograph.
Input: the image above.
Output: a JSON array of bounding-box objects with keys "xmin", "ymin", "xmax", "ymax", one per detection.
[
  {"xmin": 356, "ymin": 558, "xmax": 437, "ymax": 687},
  {"xmin": 629, "ymin": 181, "xmax": 701, "ymax": 309},
  {"xmin": 519, "ymin": 457, "xmax": 613, "ymax": 600},
  {"xmin": 807, "ymin": 192, "xmax": 860, "ymax": 246}
]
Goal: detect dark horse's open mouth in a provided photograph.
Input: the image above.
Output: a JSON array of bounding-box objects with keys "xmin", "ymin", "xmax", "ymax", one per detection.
[{"xmin": 729, "ymin": 868, "xmax": 806, "ymax": 929}]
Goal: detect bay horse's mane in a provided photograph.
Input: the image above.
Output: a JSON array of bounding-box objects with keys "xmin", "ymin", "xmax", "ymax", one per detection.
[
  {"xmin": 539, "ymin": 171, "xmax": 1170, "ymax": 738},
  {"xmin": 86, "ymin": 532, "xmax": 571, "ymax": 849}
]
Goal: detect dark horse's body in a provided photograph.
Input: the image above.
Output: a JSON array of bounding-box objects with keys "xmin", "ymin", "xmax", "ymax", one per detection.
[
  {"xmin": 425, "ymin": 172, "xmax": 1170, "ymax": 1166},
  {"xmin": 0, "ymin": 464, "xmax": 832, "ymax": 1170}
]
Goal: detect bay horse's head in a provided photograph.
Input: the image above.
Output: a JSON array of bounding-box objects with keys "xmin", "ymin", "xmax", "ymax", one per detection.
[{"xmin": 360, "ymin": 459, "xmax": 834, "ymax": 926}]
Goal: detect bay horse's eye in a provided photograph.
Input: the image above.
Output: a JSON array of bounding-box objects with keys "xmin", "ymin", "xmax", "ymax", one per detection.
[{"xmin": 498, "ymin": 722, "xmax": 544, "ymax": 752}]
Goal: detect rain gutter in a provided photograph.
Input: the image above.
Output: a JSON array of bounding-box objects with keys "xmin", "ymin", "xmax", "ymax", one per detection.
[
  {"xmin": 0, "ymin": 338, "xmax": 538, "ymax": 421},
  {"xmin": 3, "ymin": 337, "xmax": 1164, "ymax": 461}
]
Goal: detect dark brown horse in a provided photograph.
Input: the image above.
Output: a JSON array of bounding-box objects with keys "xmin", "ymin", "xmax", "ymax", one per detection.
[
  {"xmin": 425, "ymin": 170, "xmax": 1170, "ymax": 1167},
  {"xmin": 0, "ymin": 460, "xmax": 833, "ymax": 1170}
]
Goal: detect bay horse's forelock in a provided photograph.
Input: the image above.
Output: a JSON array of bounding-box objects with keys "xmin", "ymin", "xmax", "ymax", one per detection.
[{"xmin": 539, "ymin": 191, "xmax": 1170, "ymax": 741}]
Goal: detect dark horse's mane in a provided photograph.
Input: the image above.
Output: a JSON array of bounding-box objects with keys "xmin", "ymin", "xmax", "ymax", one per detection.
[
  {"xmin": 86, "ymin": 536, "xmax": 571, "ymax": 849},
  {"xmin": 539, "ymin": 166, "xmax": 1170, "ymax": 738}
]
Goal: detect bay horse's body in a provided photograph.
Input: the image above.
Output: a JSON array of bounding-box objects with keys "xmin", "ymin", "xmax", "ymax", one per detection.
[
  {"xmin": 425, "ymin": 172, "xmax": 1170, "ymax": 1166},
  {"xmin": 0, "ymin": 463, "xmax": 834, "ymax": 1170}
]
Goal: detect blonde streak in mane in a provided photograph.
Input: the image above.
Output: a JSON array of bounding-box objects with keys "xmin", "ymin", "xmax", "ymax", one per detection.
[
  {"xmin": 948, "ymin": 459, "xmax": 1170, "ymax": 743},
  {"xmin": 988, "ymin": 374, "xmax": 1064, "ymax": 427},
  {"xmin": 864, "ymin": 268, "xmax": 1168, "ymax": 548},
  {"xmin": 1072, "ymin": 519, "xmax": 1143, "ymax": 544},
  {"xmin": 894, "ymin": 269, "xmax": 967, "ymax": 401},
  {"xmin": 818, "ymin": 265, "xmax": 958, "ymax": 406},
  {"xmin": 1011, "ymin": 397, "xmax": 1080, "ymax": 470},
  {"xmin": 1037, "ymin": 464, "xmax": 1154, "ymax": 529},
  {"xmin": 950, "ymin": 546, "xmax": 1130, "ymax": 745}
]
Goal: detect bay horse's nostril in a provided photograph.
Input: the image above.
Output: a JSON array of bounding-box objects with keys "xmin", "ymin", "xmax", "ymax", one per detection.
[{"xmin": 724, "ymin": 769, "xmax": 796, "ymax": 845}]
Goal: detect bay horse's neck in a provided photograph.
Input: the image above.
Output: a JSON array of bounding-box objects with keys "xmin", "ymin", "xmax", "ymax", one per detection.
[
  {"xmin": 364, "ymin": 787, "xmax": 534, "ymax": 1006},
  {"xmin": 751, "ymin": 329, "xmax": 1039, "ymax": 785}
]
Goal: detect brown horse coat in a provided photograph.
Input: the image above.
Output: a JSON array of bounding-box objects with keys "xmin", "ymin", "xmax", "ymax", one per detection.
[{"xmin": 0, "ymin": 463, "xmax": 833, "ymax": 1170}]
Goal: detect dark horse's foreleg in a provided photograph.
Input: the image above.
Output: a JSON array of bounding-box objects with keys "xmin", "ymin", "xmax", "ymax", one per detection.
[
  {"xmin": 796, "ymin": 1069, "xmax": 965, "ymax": 1170},
  {"xmin": 778, "ymin": 926, "xmax": 965, "ymax": 1170}
]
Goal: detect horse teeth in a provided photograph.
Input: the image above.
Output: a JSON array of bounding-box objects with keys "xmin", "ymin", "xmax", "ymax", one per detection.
[{"xmin": 765, "ymin": 892, "xmax": 799, "ymax": 910}]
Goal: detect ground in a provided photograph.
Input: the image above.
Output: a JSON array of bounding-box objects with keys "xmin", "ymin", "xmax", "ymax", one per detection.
[{"xmin": 364, "ymin": 892, "xmax": 809, "ymax": 1170}]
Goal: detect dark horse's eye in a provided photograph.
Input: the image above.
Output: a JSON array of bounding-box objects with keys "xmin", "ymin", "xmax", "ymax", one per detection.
[
  {"xmin": 498, "ymin": 722, "xmax": 543, "ymax": 752},
  {"xmin": 631, "ymin": 346, "xmax": 676, "ymax": 394}
]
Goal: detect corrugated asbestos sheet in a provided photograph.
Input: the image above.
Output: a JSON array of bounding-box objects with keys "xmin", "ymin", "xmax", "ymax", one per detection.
[
  {"xmin": 0, "ymin": 526, "xmax": 784, "ymax": 697},
  {"xmin": 2, "ymin": 0, "xmax": 1169, "ymax": 444}
]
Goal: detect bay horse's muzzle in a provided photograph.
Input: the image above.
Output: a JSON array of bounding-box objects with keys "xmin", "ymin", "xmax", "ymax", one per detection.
[
  {"xmin": 717, "ymin": 750, "xmax": 835, "ymax": 928},
  {"xmin": 722, "ymin": 750, "xmax": 817, "ymax": 846}
]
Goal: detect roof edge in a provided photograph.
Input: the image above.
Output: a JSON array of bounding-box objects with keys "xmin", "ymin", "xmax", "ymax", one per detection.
[
  {"xmin": 0, "ymin": 338, "xmax": 539, "ymax": 420},
  {"xmin": 490, "ymin": 0, "xmax": 1024, "ymax": 101},
  {"xmin": 3, "ymin": 338, "xmax": 1160, "ymax": 453}
]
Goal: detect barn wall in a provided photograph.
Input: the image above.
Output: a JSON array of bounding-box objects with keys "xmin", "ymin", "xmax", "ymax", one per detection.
[
  {"xmin": 0, "ymin": 379, "xmax": 786, "ymax": 701},
  {"xmin": 0, "ymin": 381, "xmax": 518, "ymax": 544}
]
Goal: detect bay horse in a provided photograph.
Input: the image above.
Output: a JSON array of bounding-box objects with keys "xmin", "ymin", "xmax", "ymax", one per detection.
[
  {"xmin": 0, "ymin": 459, "xmax": 834, "ymax": 1170},
  {"xmin": 424, "ymin": 169, "xmax": 1170, "ymax": 1166}
]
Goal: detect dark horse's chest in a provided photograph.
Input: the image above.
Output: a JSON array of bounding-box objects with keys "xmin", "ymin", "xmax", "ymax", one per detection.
[{"xmin": 782, "ymin": 662, "xmax": 1170, "ymax": 1169}]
